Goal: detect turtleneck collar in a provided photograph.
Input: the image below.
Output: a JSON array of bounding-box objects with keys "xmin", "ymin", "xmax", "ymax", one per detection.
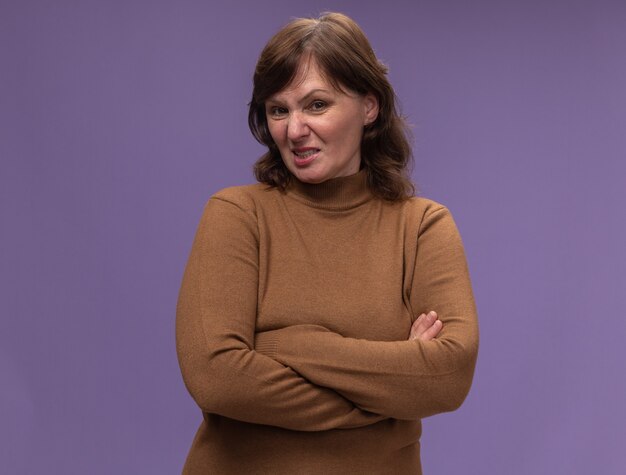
[{"xmin": 286, "ymin": 169, "xmax": 374, "ymax": 210}]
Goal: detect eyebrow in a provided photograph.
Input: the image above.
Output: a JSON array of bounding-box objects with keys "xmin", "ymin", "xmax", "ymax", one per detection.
[{"xmin": 267, "ymin": 88, "xmax": 332, "ymax": 105}]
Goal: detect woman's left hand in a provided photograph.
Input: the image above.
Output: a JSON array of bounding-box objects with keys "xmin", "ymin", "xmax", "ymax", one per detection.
[{"xmin": 408, "ymin": 311, "xmax": 442, "ymax": 341}]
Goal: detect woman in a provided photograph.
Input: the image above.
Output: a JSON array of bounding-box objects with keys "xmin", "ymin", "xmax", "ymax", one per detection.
[{"xmin": 176, "ymin": 12, "xmax": 478, "ymax": 474}]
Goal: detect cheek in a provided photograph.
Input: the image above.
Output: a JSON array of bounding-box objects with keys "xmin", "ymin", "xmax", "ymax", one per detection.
[
  {"xmin": 332, "ymin": 114, "xmax": 361, "ymax": 139},
  {"xmin": 267, "ymin": 121, "xmax": 285, "ymax": 145},
  {"xmin": 331, "ymin": 121, "xmax": 362, "ymax": 149}
]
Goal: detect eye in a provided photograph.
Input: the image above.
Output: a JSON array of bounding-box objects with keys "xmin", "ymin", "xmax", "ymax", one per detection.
[
  {"xmin": 309, "ymin": 100, "xmax": 327, "ymax": 112},
  {"xmin": 268, "ymin": 106, "xmax": 288, "ymax": 118}
]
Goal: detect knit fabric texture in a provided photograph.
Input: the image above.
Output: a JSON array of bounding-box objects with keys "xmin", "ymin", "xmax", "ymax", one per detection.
[{"xmin": 176, "ymin": 170, "xmax": 479, "ymax": 474}]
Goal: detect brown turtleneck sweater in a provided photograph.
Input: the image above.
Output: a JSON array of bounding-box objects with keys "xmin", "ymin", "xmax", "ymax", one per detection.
[{"xmin": 176, "ymin": 171, "xmax": 479, "ymax": 474}]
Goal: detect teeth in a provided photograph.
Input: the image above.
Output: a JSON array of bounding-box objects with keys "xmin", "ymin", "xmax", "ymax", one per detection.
[{"xmin": 295, "ymin": 149, "xmax": 318, "ymax": 158}]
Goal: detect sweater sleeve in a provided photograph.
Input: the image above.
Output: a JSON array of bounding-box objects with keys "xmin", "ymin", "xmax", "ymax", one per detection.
[
  {"xmin": 175, "ymin": 194, "xmax": 384, "ymax": 431},
  {"xmin": 254, "ymin": 205, "xmax": 479, "ymax": 421}
]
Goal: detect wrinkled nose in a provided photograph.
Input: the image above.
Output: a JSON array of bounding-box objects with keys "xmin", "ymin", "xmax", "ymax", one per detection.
[{"xmin": 287, "ymin": 112, "xmax": 310, "ymax": 142}]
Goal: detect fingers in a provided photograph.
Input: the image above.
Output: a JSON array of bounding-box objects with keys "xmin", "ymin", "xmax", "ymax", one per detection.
[
  {"xmin": 420, "ymin": 318, "xmax": 442, "ymax": 341},
  {"xmin": 410, "ymin": 311, "xmax": 436, "ymax": 337},
  {"xmin": 409, "ymin": 313, "xmax": 429, "ymax": 339},
  {"xmin": 409, "ymin": 311, "xmax": 443, "ymax": 341}
]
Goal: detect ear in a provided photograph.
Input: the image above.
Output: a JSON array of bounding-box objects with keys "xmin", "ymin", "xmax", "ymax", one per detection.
[{"xmin": 363, "ymin": 93, "xmax": 379, "ymax": 126}]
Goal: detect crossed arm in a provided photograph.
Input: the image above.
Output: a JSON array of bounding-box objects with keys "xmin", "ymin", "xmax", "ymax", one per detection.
[{"xmin": 176, "ymin": 195, "xmax": 477, "ymax": 430}]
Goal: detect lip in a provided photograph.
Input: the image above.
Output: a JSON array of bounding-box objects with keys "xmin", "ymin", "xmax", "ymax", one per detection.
[{"xmin": 292, "ymin": 147, "xmax": 320, "ymax": 167}]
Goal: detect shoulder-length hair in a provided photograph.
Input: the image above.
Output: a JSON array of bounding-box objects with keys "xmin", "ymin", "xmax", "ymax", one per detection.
[{"xmin": 248, "ymin": 12, "xmax": 414, "ymax": 201}]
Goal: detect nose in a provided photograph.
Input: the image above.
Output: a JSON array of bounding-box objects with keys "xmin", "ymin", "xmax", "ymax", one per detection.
[{"xmin": 286, "ymin": 111, "xmax": 310, "ymax": 142}]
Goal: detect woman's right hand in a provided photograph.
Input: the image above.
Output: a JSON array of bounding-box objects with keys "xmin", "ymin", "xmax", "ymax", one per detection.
[{"xmin": 408, "ymin": 311, "xmax": 442, "ymax": 341}]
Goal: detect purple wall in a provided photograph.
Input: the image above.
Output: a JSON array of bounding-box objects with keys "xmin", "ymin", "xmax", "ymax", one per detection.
[{"xmin": 2, "ymin": 1, "xmax": 625, "ymax": 473}]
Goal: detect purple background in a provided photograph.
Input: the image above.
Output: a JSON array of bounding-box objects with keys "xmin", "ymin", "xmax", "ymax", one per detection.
[{"xmin": 2, "ymin": 0, "xmax": 625, "ymax": 473}]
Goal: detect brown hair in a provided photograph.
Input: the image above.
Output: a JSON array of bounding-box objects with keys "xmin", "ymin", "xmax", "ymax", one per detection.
[{"xmin": 248, "ymin": 12, "xmax": 414, "ymax": 201}]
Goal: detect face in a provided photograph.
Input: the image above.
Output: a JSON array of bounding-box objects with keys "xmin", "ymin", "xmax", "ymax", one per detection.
[{"xmin": 265, "ymin": 58, "xmax": 379, "ymax": 184}]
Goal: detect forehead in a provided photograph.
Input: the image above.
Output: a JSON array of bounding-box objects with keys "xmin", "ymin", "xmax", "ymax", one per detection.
[{"xmin": 268, "ymin": 57, "xmax": 341, "ymax": 102}]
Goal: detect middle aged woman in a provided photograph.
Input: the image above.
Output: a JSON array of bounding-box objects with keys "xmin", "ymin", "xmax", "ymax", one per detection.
[{"xmin": 176, "ymin": 12, "xmax": 479, "ymax": 474}]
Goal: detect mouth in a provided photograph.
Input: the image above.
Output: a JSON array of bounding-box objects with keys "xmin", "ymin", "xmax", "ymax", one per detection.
[{"xmin": 292, "ymin": 147, "xmax": 320, "ymax": 167}]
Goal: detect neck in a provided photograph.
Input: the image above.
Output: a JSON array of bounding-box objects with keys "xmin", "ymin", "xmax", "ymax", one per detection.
[{"xmin": 287, "ymin": 170, "xmax": 373, "ymax": 210}]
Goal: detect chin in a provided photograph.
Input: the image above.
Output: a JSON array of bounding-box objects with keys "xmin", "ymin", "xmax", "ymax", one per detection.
[
  {"xmin": 290, "ymin": 167, "xmax": 329, "ymax": 184},
  {"xmin": 297, "ymin": 175, "xmax": 327, "ymax": 184}
]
